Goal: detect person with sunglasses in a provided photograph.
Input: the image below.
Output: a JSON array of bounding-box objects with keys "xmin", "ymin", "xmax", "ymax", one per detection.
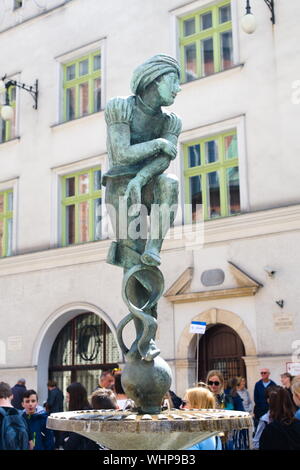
[
  {"xmin": 206, "ymin": 370, "xmax": 232, "ymax": 409},
  {"xmin": 206, "ymin": 371, "xmax": 235, "ymax": 449},
  {"xmin": 253, "ymin": 368, "xmax": 276, "ymax": 429}
]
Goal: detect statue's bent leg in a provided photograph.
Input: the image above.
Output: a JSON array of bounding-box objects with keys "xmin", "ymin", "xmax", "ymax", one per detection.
[
  {"xmin": 105, "ymin": 177, "xmax": 147, "ymax": 268},
  {"xmin": 141, "ymin": 174, "xmax": 179, "ymax": 266}
]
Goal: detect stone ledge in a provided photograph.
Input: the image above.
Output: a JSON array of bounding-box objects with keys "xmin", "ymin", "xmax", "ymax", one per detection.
[
  {"xmin": 0, "ymin": 240, "xmax": 110, "ymax": 277},
  {"xmin": 166, "ymin": 286, "xmax": 259, "ymax": 304},
  {"xmin": 50, "ymin": 111, "xmax": 104, "ymax": 131},
  {"xmin": 0, "ymin": 204, "xmax": 299, "ymax": 277}
]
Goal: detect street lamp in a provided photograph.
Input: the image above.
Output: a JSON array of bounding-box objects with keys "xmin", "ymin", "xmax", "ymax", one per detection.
[
  {"xmin": 241, "ymin": 0, "xmax": 275, "ymax": 34},
  {"xmin": 0, "ymin": 75, "xmax": 38, "ymax": 121},
  {"xmin": 1, "ymin": 104, "xmax": 14, "ymax": 121}
]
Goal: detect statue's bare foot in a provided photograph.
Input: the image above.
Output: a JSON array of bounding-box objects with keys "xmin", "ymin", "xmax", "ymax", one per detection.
[
  {"xmin": 125, "ymin": 178, "xmax": 142, "ymax": 216},
  {"xmin": 141, "ymin": 250, "xmax": 161, "ymax": 266}
]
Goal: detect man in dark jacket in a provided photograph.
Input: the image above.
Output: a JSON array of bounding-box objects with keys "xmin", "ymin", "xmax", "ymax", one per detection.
[
  {"xmin": 46, "ymin": 380, "xmax": 64, "ymax": 449},
  {"xmin": 46, "ymin": 380, "xmax": 64, "ymax": 413},
  {"xmin": 254, "ymin": 368, "xmax": 276, "ymax": 427},
  {"xmin": 11, "ymin": 379, "xmax": 27, "ymax": 410}
]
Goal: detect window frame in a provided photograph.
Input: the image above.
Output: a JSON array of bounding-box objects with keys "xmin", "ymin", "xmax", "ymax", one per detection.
[
  {"xmin": 49, "ymin": 313, "xmax": 120, "ymax": 368},
  {"xmin": 48, "ymin": 312, "xmax": 120, "ymax": 399},
  {"xmin": 179, "ymin": 115, "xmax": 248, "ymax": 223},
  {"xmin": 184, "ymin": 130, "xmax": 239, "ymax": 220},
  {"xmin": 0, "ymin": 179, "xmax": 18, "ymax": 260},
  {"xmin": 0, "ymin": 178, "xmax": 18, "ymax": 258},
  {"xmin": 62, "ymin": 50, "xmax": 102, "ymax": 122},
  {"xmin": 61, "ymin": 166, "xmax": 102, "ymax": 247},
  {"xmin": 179, "ymin": 1, "xmax": 233, "ymax": 83},
  {"xmin": 0, "ymin": 188, "xmax": 13, "ymax": 258},
  {"xmin": 55, "ymin": 39, "xmax": 106, "ymax": 125},
  {"xmin": 171, "ymin": 0, "xmax": 240, "ymax": 84}
]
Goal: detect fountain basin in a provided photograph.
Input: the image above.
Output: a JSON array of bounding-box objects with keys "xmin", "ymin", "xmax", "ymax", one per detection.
[{"xmin": 47, "ymin": 409, "xmax": 253, "ymax": 450}]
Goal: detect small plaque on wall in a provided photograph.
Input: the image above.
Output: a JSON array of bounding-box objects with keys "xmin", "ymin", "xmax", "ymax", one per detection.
[
  {"xmin": 201, "ymin": 269, "xmax": 225, "ymax": 287},
  {"xmin": 273, "ymin": 313, "xmax": 294, "ymax": 331},
  {"xmin": 287, "ymin": 362, "xmax": 300, "ymax": 375}
]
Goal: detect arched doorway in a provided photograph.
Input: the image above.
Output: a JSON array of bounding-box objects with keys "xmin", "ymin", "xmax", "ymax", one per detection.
[
  {"xmin": 49, "ymin": 312, "xmax": 119, "ymax": 398},
  {"xmin": 197, "ymin": 324, "xmax": 246, "ymax": 386}
]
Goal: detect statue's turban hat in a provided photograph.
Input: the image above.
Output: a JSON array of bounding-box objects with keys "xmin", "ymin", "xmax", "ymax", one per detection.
[{"xmin": 131, "ymin": 54, "xmax": 180, "ymax": 95}]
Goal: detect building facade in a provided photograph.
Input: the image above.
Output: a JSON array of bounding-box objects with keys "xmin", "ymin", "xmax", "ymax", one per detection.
[{"xmin": 0, "ymin": 0, "xmax": 300, "ymax": 404}]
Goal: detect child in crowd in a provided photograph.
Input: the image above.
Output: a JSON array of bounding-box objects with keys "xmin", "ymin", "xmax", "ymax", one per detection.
[
  {"xmin": 183, "ymin": 387, "xmax": 222, "ymax": 450},
  {"xmin": 22, "ymin": 389, "xmax": 55, "ymax": 450},
  {"xmin": 90, "ymin": 388, "xmax": 118, "ymax": 410}
]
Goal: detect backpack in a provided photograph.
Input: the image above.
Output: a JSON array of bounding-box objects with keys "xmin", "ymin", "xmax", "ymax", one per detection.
[{"xmin": 0, "ymin": 408, "xmax": 29, "ymax": 450}]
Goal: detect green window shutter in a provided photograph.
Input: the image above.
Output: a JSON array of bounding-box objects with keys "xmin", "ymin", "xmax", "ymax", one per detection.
[
  {"xmin": 179, "ymin": 1, "xmax": 233, "ymax": 83},
  {"xmin": 61, "ymin": 166, "xmax": 102, "ymax": 246},
  {"xmin": 63, "ymin": 51, "xmax": 101, "ymax": 122},
  {"xmin": 0, "ymin": 189, "xmax": 13, "ymax": 257},
  {"xmin": 184, "ymin": 130, "xmax": 240, "ymax": 222}
]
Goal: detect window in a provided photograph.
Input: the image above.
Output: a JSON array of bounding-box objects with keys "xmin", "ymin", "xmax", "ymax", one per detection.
[
  {"xmin": 184, "ymin": 130, "xmax": 240, "ymax": 221},
  {"xmin": 61, "ymin": 167, "xmax": 102, "ymax": 246},
  {"xmin": 179, "ymin": 1, "xmax": 233, "ymax": 82},
  {"xmin": 49, "ymin": 313, "xmax": 119, "ymax": 399},
  {"xmin": 0, "ymin": 189, "xmax": 13, "ymax": 257},
  {"xmin": 63, "ymin": 51, "xmax": 101, "ymax": 121},
  {"xmin": 0, "ymin": 86, "xmax": 16, "ymax": 144}
]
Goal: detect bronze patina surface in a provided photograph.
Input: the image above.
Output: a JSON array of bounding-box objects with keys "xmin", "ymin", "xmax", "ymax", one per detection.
[{"xmin": 103, "ymin": 54, "xmax": 182, "ymax": 413}]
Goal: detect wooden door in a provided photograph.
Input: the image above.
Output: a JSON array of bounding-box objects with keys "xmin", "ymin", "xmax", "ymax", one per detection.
[{"xmin": 197, "ymin": 324, "xmax": 246, "ymax": 386}]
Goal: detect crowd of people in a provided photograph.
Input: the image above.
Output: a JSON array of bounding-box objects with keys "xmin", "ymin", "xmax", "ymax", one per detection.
[{"xmin": 0, "ymin": 367, "xmax": 300, "ymax": 451}]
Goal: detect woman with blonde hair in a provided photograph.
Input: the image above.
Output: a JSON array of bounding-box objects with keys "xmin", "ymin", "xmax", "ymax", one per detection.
[
  {"xmin": 206, "ymin": 370, "xmax": 232, "ymax": 409},
  {"xmin": 183, "ymin": 387, "xmax": 222, "ymax": 450},
  {"xmin": 206, "ymin": 371, "xmax": 248, "ymax": 449},
  {"xmin": 184, "ymin": 387, "xmax": 216, "ymax": 409}
]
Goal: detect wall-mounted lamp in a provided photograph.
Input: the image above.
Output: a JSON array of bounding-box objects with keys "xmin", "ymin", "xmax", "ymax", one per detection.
[
  {"xmin": 264, "ymin": 266, "xmax": 276, "ymax": 278},
  {"xmin": 241, "ymin": 0, "xmax": 275, "ymax": 34},
  {"xmin": 0, "ymin": 75, "xmax": 38, "ymax": 121}
]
